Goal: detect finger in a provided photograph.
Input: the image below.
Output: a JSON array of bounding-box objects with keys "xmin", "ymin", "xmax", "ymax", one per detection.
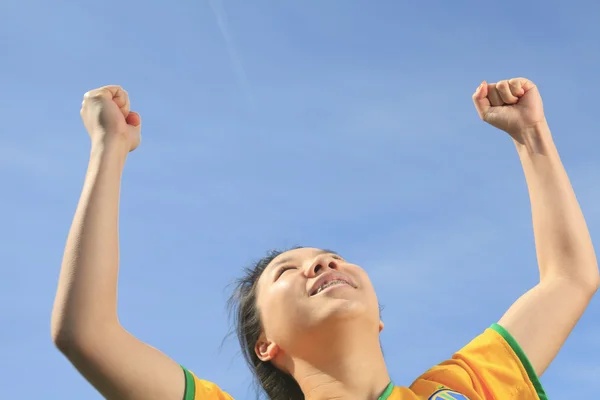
[
  {"xmin": 486, "ymin": 84, "xmax": 504, "ymax": 106},
  {"xmin": 508, "ymin": 77, "xmax": 536, "ymax": 98},
  {"xmin": 84, "ymin": 86, "xmax": 130, "ymax": 117},
  {"xmin": 126, "ymin": 111, "xmax": 142, "ymax": 127},
  {"xmin": 101, "ymin": 86, "xmax": 130, "ymax": 118},
  {"xmin": 84, "ymin": 85, "xmax": 118, "ymax": 101},
  {"xmin": 496, "ymin": 80, "xmax": 519, "ymax": 104},
  {"xmin": 508, "ymin": 79, "xmax": 525, "ymax": 98},
  {"xmin": 472, "ymin": 81, "xmax": 491, "ymax": 120}
]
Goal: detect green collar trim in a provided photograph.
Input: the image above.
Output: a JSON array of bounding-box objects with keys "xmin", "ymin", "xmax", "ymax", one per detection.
[{"xmin": 378, "ymin": 382, "xmax": 395, "ymax": 400}]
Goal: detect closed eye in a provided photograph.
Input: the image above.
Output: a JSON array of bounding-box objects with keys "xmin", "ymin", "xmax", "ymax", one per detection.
[{"xmin": 276, "ymin": 266, "xmax": 296, "ymax": 280}]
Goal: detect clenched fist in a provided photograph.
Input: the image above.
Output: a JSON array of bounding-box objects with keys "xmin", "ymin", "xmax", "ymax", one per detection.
[
  {"xmin": 473, "ymin": 78, "xmax": 545, "ymax": 138},
  {"xmin": 80, "ymin": 85, "xmax": 141, "ymax": 152}
]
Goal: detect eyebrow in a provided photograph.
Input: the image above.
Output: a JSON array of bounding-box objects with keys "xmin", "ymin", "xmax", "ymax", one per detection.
[{"xmin": 270, "ymin": 249, "xmax": 338, "ymax": 271}]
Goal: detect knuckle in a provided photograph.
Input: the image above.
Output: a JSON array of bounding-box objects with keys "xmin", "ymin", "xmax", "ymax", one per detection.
[
  {"xmin": 111, "ymin": 85, "xmax": 125, "ymax": 96},
  {"xmin": 83, "ymin": 89, "xmax": 103, "ymax": 101}
]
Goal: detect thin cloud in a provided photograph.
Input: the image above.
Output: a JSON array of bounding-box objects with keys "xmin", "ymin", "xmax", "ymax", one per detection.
[{"xmin": 208, "ymin": 0, "xmax": 254, "ymax": 108}]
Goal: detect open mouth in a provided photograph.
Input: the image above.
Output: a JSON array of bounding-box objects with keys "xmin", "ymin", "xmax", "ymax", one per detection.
[{"xmin": 310, "ymin": 277, "xmax": 354, "ymax": 296}]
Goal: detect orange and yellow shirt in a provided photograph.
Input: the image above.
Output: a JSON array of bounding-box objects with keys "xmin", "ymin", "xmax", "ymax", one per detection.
[{"xmin": 181, "ymin": 324, "xmax": 548, "ymax": 399}]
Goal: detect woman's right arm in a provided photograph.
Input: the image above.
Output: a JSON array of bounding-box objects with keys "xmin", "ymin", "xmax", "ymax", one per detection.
[{"xmin": 51, "ymin": 86, "xmax": 186, "ymax": 400}]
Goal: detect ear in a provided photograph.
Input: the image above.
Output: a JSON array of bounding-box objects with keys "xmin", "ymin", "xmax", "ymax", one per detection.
[
  {"xmin": 379, "ymin": 320, "xmax": 384, "ymax": 333},
  {"xmin": 254, "ymin": 335, "xmax": 280, "ymax": 362}
]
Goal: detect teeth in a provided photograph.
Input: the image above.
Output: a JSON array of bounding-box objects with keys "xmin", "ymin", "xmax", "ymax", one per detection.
[{"xmin": 316, "ymin": 279, "xmax": 348, "ymax": 294}]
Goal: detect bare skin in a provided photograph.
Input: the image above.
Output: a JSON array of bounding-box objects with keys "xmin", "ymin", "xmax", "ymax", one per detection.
[
  {"xmin": 473, "ymin": 79, "xmax": 599, "ymax": 376},
  {"xmin": 253, "ymin": 248, "xmax": 389, "ymax": 400},
  {"xmin": 51, "ymin": 79, "xmax": 598, "ymax": 399},
  {"xmin": 51, "ymin": 87, "xmax": 185, "ymax": 400}
]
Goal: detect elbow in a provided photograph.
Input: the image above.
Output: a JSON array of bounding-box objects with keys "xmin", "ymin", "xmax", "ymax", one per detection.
[
  {"xmin": 52, "ymin": 336, "xmax": 73, "ymax": 356},
  {"xmin": 544, "ymin": 256, "xmax": 600, "ymax": 295},
  {"xmin": 579, "ymin": 260, "xmax": 600, "ymax": 294},
  {"xmin": 51, "ymin": 309, "xmax": 74, "ymax": 354},
  {"xmin": 51, "ymin": 322, "xmax": 79, "ymax": 356},
  {"xmin": 52, "ymin": 325, "xmax": 104, "ymax": 361},
  {"xmin": 589, "ymin": 271, "xmax": 600, "ymax": 294},
  {"xmin": 568, "ymin": 268, "xmax": 599, "ymax": 297},
  {"xmin": 51, "ymin": 319, "xmax": 97, "ymax": 357},
  {"xmin": 51, "ymin": 316, "xmax": 122, "ymax": 358}
]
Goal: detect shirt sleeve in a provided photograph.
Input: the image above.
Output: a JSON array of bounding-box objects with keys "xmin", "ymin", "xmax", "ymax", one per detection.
[
  {"xmin": 181, "ymin": 366, "xmax": 234, "ymax": 400},
  {"xmin": 409, "ymin": 324, "xmax": 548, "ymax": 400}
]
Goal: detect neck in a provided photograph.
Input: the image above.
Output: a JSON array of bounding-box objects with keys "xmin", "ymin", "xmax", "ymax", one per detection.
[{"xmin": 287, "ymin": 324, "xmax": 390, "ymax": 400}]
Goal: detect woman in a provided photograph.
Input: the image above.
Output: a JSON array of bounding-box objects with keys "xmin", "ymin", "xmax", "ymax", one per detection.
[{"xmin": 52, "ymin": 77, "xmax": 598, "ymax": 399}]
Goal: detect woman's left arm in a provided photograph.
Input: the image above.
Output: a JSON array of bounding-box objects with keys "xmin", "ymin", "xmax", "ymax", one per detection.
[{"xmin": 473, "ymin": 79, "xmax": 599, "ymax": 377}]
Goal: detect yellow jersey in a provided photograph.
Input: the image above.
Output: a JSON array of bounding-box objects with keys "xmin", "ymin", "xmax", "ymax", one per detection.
[{"xmin": 181, "ymin": 324, "xmax": 548, "ymax": 399}]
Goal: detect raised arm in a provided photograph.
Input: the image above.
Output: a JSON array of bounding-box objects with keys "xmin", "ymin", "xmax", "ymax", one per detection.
[
  {"xmin": 473, "ymin": 78, "xmax": 599, "ymax": 376},
  {"xmin": 51, "ymin": 86, "xmax": 185, "ymax": 399}
]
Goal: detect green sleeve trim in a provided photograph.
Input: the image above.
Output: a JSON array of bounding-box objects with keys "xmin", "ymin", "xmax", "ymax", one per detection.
[
  {"xmin": 378, "ymin": 382, "xmax": 395, "ymax": 400},
  {"xmin": 181, "ymin": 366, "xmax": 196, "ymax": 400},
  {"xmin": 490, "ymin": 324, "xmax": 548, "ymax": 400}
]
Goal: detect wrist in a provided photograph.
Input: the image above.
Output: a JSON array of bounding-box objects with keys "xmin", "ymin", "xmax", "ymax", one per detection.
[
  {"xmin": 90, "ymin": 135, "xmax": 129, "ymax": 158},
  {"xmin": 90, "ymin": 139, "xmax": 129, "ymax": 170},
  {"xmin": 513, "ymin": 119, "xmax": 555, "ymax": 156}
]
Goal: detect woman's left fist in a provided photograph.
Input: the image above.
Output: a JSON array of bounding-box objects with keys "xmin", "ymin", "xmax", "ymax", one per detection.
[{"xmin": 473, "ymin": 78, "xmax": 546, "ymax": 136}]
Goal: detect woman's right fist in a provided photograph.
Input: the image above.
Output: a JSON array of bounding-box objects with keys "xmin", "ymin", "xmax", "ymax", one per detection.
[{"xmin": 80, "ymin": 85, "xmax": 141, "ymax": 152}]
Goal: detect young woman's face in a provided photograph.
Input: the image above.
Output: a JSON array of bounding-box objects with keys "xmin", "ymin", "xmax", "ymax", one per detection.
[{"xmin": 255, "ymin": 248, "xmax": 382, "ymax": 357}]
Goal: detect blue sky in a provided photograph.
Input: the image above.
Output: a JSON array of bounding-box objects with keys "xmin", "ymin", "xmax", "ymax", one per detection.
[{"xmin": 1, "ymin": 0, "xmax": 599, "ymax": 398}]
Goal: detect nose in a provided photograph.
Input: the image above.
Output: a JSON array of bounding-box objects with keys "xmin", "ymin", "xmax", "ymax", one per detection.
[{"xmin": 306, "ymin": 254, "xmax": 339, "ymax": 277}]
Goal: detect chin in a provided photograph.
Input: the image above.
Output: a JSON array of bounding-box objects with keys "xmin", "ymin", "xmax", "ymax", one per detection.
[{"xmin": 315, "ymin": 299, "xmax": 374, "ymax": 325}]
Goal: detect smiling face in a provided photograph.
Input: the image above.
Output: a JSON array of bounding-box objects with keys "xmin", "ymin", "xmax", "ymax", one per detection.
[{"xmin": 254, "ymin": 247, "xmax": 382, "ymax": 364}]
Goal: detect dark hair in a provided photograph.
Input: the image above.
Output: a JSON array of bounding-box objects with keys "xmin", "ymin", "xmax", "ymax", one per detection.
[{"xmin": 228, "ymin": 247, "xmax": 305, "ymax": 400}]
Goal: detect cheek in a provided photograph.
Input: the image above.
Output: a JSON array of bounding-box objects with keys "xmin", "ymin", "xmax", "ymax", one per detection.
[
  {"xmin": 259, "ymin": 280, "xmax": 307, "ymax": 338},
  {"xmin": 356, "ymin": 270, "xmax": 380, "ymax": 307}
]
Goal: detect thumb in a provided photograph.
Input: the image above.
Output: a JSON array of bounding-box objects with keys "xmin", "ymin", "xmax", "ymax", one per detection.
[
  {"xmin": 126, "ymin": 111, "xmax": 142, "ymax": 128},
  {"xmin": 472, "ymin": 81, "xmax": 491, "ymax": 121}
]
